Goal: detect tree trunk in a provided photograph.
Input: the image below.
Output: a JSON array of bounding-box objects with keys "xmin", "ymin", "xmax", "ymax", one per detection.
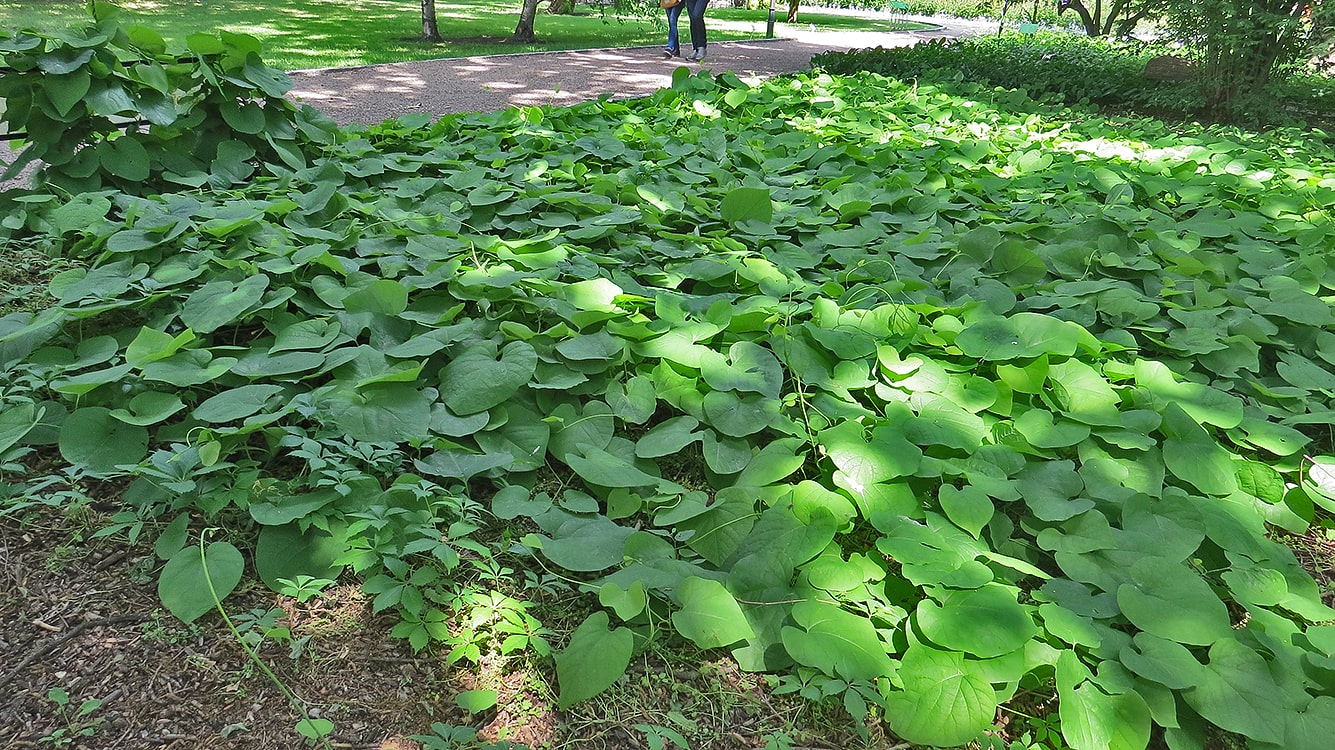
[
  {"xmin": 787, "ymin": 0, "xmax": 799, "ymax": 23},
  {"xmin": 546, "ymin": 0, "xmax": 575, "ymax": 14},
  {"xmin": 422, "ymin": 0, "xmax": 442, "ymax": 42},
  {"xmin": 514, "ymin": 0, "xmax": 541, "ymax": 42},
  {"xmin": 1057, "ymin": 0, "xmax": 1101, "ymax": 36}
]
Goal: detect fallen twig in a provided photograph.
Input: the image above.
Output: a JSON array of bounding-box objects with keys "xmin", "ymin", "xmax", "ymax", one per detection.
[{"xmin": 0, "ymin": 613, "xmax": 147, "ymax": 690}]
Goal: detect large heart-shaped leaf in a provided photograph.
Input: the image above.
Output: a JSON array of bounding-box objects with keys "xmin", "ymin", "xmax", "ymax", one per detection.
[
  {"xmin": 555, "ymin": 612, "xmax": 633, "ymax": 709},
  {"xmin": 439, "ymin": 341, "xmax": 537, "ymax": 415},
  {"xmin": 883, "ymin": 645, "xmax": 995, "ymax": 747},
  {"xmin": 158, "ymin": 541, "xmax": 245, "ymax": 624}
]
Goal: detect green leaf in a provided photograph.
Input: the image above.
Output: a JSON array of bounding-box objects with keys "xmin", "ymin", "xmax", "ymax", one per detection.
[
  {"xmin": 439, "ymin": 341, "xmax": 537, "ymax": 415},
  {"xmin": 883, "ymin": 645, "xmax": 995, "ymax": 747},
  {"xmin": 45, "ymin": 70, "xmax": 91, "ymax": 117},
  {"xmin": 556, "ymin": 330, "xmax": 624, "ymax": 362},
  {"xmin": 1014, "ymin": 408, "xmax": 1090, "ymax": 449},
  {"xmin": 555, "ymin": 612, "xmax": 633, "ymax": 709},
  {"xmin": 1057, "ymin": 650, "xmax": 1152, "ymax": 750},
  {"xmin": 671, "ymin": 577, "xmax": 754, "ymax": 649},
  {"xmin": 58, "ymin": 407, "xmax": 149, "ymax": 474},
  {"xmin": 455, "ymin": 689, "xmax": 498, "ymax": 714},
  {"xmin": 607, "ymin": 375, "xmax": 657, "ymax": 424},
  {"xmin": 179, "ymin": 276, "xmax": 270, "ymax": 334},
  {"xmin": 780, "ymin": 599, "xmax": 894, "ymax": 681},
  {"xmin": 699, "ymin": 341, "xmax": 783, "ymax": 397},
  {"xmin": 1183, "ymin": 637, "xmax": 1290, "ymax": 744},
  {"xmin": 343, "ymin": 279, "xmax": 409, "ymax": 315},
  {"xmin": 295, "ymin": 718, "xmax": 335, "ymax": 741},
  {"xmin": 153, "ymin": 513, "xmax": 191, "ymax": 561},
  {"xmin": 677, "ymin": 487, "xmax": 757, "ymax": 566},
  {"xmin": 414, "ymin": 448, "xmax": 511, "ymax": 482},
  {"xmin": 0, "ymin": 402, "xmax": 40, "ymax": 454},
  {"xmin": 248, "ymin": 490, "xmax": 340, "ymax": 526},
  {"xmin": 1161, "ymin": 405, "xmax": 1239, "ymax": 497},
  {"xmin": 720, "ymin": 186, "xmax": 773, "ymax": 225},
  {"xmin": 193, "ymin": 384, "xmax": 285, "ymax": 424},
  {"xmin": 547, "ymin": 400, "xmax": 615, "ymax": 462},
  {"xmin": 221, "ymin": 99, "xmax": 266, "ymax": 134},
  {"xmin": 599, "ymin": 581, "xmax": 648, "ymax": 621},
  {"xmin": 125, "ymin": 327, "xmax": 196, "ymax": 366},
  {"xmin": 108, "ymin": 390, "xmax": 186, "ymax": 426},
  {"xmin": 701, "ymin": 430, "xmax": 752, "ymax": 475},
  {"xmin": 938, "ymin": 484, "xmax": 993, "ymax": 539},
  {"xmin": 955, "ymin": 313, "xmax": 1078, "ymax": 361},
  {"xmin": 1285, "ymin": 696, "xmax": 1335, "ymax": 750},
  {"xmin": 536, "ymin": 513, "xmax": 636, "ymax": 572},
  {"xmin": 1118, "ymin": 633, "xmax": 1205, "ymax": 690},
  {"xmin": 823, "ymin": 420, "xmax": 922, "ymax": 495},
  {"xmin": 635, "ymin": 416, "xmax": 701, "ymax": 458},
  {"xmin": 254, "ymin": 523, "xmax": 345, "ymax": 591},
  {"xmin": 1302, "ymin": 456, "xmax": 1335, "ymax": 514},
  {"xmin": 158, "ymin": 541, "xmax": 244, "ymax": 624},
  {"xmin": 701, "ymin": 389, "xmax": 778, "ymax": 437},
  {"xmin": 566, "ymin": 446, "xmax": 668, "ymax": 490},
  {"xmin": 916, "ymin": 584, "xmax": 1038, "ymax": 658},
  {"xmin": 1116, "ymin": 558, "xmax": 1233, "ymax": 646},
  {"xmin": 327, "ymin": 384, "xmax": 432, "ymax": 442},
  {"xmin": 734, "ymin": 438, "xmax": 805, "ymax": 487},
  {"xmin": 490, "ymin": 485, "xmax": 552, "ymax": 520},
  {"xmin": 1134, "ymin": 360, "xmax": 1243, "ymax": 429}
]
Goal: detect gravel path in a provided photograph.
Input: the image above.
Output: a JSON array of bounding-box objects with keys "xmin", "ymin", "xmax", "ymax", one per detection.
[{"xmin": 286, "ymin": 14, "xmax": 988, "ymax": 126}]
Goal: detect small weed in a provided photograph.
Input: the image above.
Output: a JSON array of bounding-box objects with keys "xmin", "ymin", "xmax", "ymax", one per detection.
[
  {"xmin": 277, "ymin": 575, "xmax": 337, "ymax": 604},
  {"xmin": 140, "ymin": 610, "xmax": 205, "ymax": 645},
  {"xmin": 408, "ymin": 722, "xmax": 523, "ymax": 750},
  {"xmin": 41, "ymin": 544, "xmax": 83, "ymax": 573},
  {"xmin": 39, "ymin": 687, "xmax": 103, "ymax": 747}
]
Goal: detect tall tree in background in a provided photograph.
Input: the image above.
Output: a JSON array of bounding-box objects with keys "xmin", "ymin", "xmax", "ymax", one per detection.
[
  {"xmin": 514, "ymin": 0, "xmax": 542, "ymax": 41},
  {"xmin": 422, "ymin": 0, "xmax": 442, "ymax": 42},
  {"xmin": 1163, "ymin": 0, "xmax": 1328, "ymax": 117}
]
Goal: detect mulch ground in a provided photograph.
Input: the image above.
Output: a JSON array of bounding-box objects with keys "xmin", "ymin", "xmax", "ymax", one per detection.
[
  {"xmin": 0, "ymin": 508, "xmax": 514, "ymax": 750},
  {"xmin": 0, "ymin": 507, "xmax": 858, "ymax": 750}
]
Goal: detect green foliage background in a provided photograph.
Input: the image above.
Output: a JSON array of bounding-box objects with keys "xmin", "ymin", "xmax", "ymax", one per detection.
[{"xmin": 6, "ymin": 10, "xmax": 1335, "ymax": 750}]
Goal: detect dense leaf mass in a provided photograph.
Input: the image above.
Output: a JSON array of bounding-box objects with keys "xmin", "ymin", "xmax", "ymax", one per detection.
[{"xmin": 5, "ymin": 36, "xmax": 1335, "ymax": 748}]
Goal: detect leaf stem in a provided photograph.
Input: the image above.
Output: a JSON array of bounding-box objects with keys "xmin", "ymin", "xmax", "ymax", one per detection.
[{"xmin": 199, "ymin": 529, "xmax": 333, "ymax": 750}]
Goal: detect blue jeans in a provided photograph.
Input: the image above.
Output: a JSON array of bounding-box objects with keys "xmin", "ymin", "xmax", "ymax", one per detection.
[
  {"xmin": 665, "ymin": 4, "xmax": 684, "ymax": 54},
  {"xmin": 684, "ymin": 0, "xmax": 709, "ymax": 51}
]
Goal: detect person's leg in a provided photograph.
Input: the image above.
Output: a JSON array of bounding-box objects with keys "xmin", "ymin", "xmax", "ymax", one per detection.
[
  {"xmin": 686, "ymin": 0, "xmax": 710, "ymax": 60},
  {"xmin": 665, "ymin": 5, "xmax": 683, "ymax": 56}
]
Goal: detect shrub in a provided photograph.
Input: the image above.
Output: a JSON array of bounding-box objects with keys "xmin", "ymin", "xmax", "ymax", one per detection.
[
  {"xmin": 814, "ymin": 32, "xmax": 1200, "ymax": 111},
  {"xmin": 813, "ymin": 31, "xmax": 1335, "ymax": 126}
]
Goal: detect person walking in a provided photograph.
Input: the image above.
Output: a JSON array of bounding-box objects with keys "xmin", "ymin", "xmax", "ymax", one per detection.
[
  {"xmin": 684, "ymin": 0, "xmax": 709, "ymax": 62},
  {"xmin": 662, "ymin": 0, "xmax": 684, "ymax": 58}
]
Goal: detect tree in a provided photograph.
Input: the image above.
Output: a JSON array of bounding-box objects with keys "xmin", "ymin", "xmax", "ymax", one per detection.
[
  {"xmin": 1162, "ymin": 0, "xmax": 1329, "ymax": 118},
  {"xmin": 514, "ymin": 0, "xmax": 542, "ymax": 42},
  {"xmin": 1056, "ymin": 0, "xmax": 1168, "ymax": 36},
  {"xmin": 422, "ymin": 0, "xmax": 442, "ymax": 42}
]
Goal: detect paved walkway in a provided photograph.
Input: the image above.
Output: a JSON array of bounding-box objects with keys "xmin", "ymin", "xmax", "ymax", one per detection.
[{"xmin": 286, "ymin": 15, "xmax": 981, "ymax": 126}]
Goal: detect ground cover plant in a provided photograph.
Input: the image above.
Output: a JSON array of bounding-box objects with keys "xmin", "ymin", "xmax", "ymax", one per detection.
[
  {"xmin": 812, "ymin": 31, "xmax": 1335, "ymax": 127},
  {"xmin": 0, "ymin": 0, "xmax": 927, "ymax": 70},
  {"xmin": 6, "ymin": 9, "xmax": 1335, "ymax": 750}
]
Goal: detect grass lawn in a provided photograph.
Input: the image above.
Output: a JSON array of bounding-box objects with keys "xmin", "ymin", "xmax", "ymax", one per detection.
[{"xmin": 0, "ymin": 0, "xmax": 929, "ymax": 70}]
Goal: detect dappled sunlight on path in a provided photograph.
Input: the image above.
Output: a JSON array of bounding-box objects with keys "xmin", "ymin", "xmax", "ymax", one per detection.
[{"xmin": 285, "ymin": 21, "xmax": 970, "ymax": 125}]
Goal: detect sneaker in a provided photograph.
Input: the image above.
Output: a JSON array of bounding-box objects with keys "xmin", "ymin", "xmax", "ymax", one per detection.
[
  {"xmin": 693, "ymin": 47, "xmax": 706, "ymax": 62},
  {"xmin": 663, "ymin": 48, "xmax": 680, "ymax": 59}
]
